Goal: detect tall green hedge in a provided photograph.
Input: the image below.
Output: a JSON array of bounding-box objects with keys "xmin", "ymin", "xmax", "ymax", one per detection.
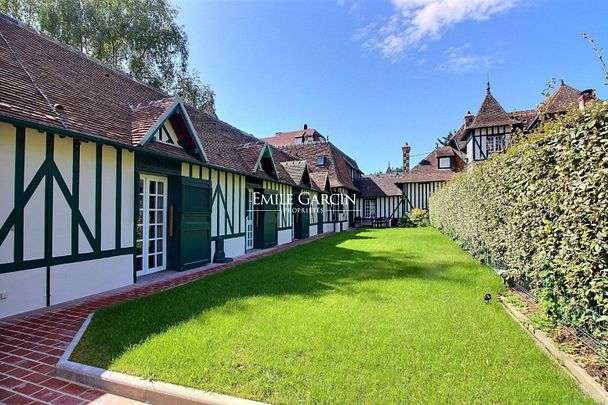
[{"xmin": 429, "ymin": 102, "xmax": 608, "ymax": 341}]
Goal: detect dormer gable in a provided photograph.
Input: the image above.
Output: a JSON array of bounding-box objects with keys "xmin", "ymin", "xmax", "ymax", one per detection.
[
  {"xmin": 310, "ymin": 172, "xmax": 331, "ymax": 192},
  {"xmin": 280, "ymin": 160, "xmax": 312, "ymax": 188},
  {"xmin": 131, "ymin": 96, "xmax": 208, "ymax": 162},
  {"xmin": 302, "ymin": 166, "xmax": 312, "ymax": 188},
  {"xmin": 255, "ymin": 143, "xmax": 278, "ymax": 179}
]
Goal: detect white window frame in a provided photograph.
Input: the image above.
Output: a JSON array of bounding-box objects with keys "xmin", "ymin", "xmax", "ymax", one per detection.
[
  {"xmin": 136, "ymin": 174, "xmax": 168, "ymax": 276},
  {"xmin": 246, "ymin": 188, "xmax": 254, "ymax": 250},
  {"xmin": 486, "ymin": 135, "xmax": 504, "ymax": 156},
  {"xmin": 364, "ymin": 199, "xmax": 376, "ymax": 219},
  {"xmin": 438, "ymin": 157, "xmax": 452, "ymax": 169}
]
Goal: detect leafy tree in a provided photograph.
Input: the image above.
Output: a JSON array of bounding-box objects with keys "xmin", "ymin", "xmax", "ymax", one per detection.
[
  {"xmin": 436, "ymin": 130, "xmax": 453, "ymax": 147},
  {"xmin": 1, "ymin": 0, "xmax": 215, "ymax": 112}
]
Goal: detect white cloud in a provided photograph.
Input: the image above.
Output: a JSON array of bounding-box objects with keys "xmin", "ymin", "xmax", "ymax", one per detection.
[
  {"xmin": 356, "ymin": 0, "xmax": 520, "ymax": 59},
  {"xmin": 436, "ymin": 44, "xmax": 498, "ymax": 73}
]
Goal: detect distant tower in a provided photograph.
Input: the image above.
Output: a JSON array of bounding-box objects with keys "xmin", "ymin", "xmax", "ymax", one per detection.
[
  {"xmin": 386, "ymin": 161, "xmax": 393, "ymax": 174},
  {"xmin": 402, "ymin": 143, "xmax": 411, "ymax": 173}
]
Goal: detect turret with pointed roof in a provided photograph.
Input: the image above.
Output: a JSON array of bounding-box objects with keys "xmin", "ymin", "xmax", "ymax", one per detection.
[
  {"xmin": 469, "ymin": 82, "xmax": 518, "ymax": 129},
  {"xmin": 541, "ymin": 80, "xmax": 583, "ymax": 115}
]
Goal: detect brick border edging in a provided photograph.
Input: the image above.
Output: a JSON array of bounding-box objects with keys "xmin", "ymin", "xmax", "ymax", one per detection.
[
  {"xmin": 499, "ymin": 297, "xmax": 608, "ymax": 405},
  {"xmin": 56, "ymin": 313, "xmax": 269, "ymax": 405}
]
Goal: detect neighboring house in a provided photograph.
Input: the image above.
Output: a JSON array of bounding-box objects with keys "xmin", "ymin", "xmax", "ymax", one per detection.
[
  {"xmin": 264, "ymin": 124, "xmax": 326, "ymax": 146},
  {"xmin": 394, "ymin": 81, "xmax": 595, "ymax": 213},
  {"xmin": 0, "ymin": 16, "xmax": 355, "ymax": 319},
  {"xmin": 262, "ymin": 132, "xmax": 364, "ymax": 230},
  {"xmin": 354, "ymin": 173, "xmax": 405, "ymax": 220},
  {"xmin": 395, "ymin": 145, "xmax": 465, "ymax": 213}
]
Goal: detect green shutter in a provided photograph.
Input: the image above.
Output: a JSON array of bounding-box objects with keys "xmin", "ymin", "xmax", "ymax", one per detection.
[{"xmin": 179, "ymin": 177, "xmax": 211, "ymax": 270}]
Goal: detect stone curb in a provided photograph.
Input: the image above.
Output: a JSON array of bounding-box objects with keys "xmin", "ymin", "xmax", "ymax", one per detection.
[
  {"xmin": 499, "ymin": 297, "xmax": 608, "ymax": 405},
  {"xmin": 56, "ymin": 316, "xmax": 270, "ymax": 405}
]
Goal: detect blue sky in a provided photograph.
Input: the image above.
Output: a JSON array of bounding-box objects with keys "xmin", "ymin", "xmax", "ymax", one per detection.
[{"xmin": 175, "ymin": 0, "xmax": 608, "ymax": 173}]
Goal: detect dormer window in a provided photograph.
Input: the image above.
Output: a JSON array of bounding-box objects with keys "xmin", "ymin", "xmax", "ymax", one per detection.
[
  {"xmin": 316, "ymin": 156, "xmax": 326, "ymax": 167},
  {"xmin": 438, "ymin": 157, "xmax": 452, "ymax": 169}
]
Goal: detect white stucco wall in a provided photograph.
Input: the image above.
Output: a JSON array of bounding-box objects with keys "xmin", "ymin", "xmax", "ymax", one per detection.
[
  {"xmin": 50, "ymin": 254, "xmax": 133, "ymax": 305},
  {"xmin": 0, "ymin": 267, "xmax": 47, "ymax": 318},
  {"xmin": 278, "ymin": 229, "xmax": 292, "ymax": 245}
]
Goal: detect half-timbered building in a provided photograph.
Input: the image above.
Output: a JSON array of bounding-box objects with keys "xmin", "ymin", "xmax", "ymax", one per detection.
[
  {"xmin": 261, "ymin": 133, "xmax": 364, "ymax": 231},
  {"xmin": 0, "ymin": 16, "xmax": 357, "ymax": 318},
  {"xmin": 354, "ymin": 173, "xmax": 405, "ymax": 222},
  {"xmin": 391, "ymin": 81, "xmax": 594, "ymax": 214}
]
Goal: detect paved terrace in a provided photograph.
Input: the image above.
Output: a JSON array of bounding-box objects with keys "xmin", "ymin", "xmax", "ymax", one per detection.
[{"xmin": 0, "ymin": 233, "xmax": 329, "ymax": 404}]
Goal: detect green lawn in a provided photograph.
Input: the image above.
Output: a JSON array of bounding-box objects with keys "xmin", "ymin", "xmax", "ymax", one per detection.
[{"xmin": 72, "ymin": 228, "xmax": 591, "ymax": 404}]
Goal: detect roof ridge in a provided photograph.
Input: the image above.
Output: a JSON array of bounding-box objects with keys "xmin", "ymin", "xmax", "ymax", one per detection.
[
  {"xmin": 236, "ymin": 141, "xmax": 265, "ymax": 149},
  {"xmin": 131, "ymin": 96, "xmax": 176, "ymax": 111},
  {"xmin": 274, "ymin": 140, "xmax": 330, "ymax": 149}
]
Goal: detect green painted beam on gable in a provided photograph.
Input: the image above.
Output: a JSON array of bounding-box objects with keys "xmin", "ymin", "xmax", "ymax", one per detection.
[
  {"xmin": 71, "ymin": 140, "xmax": 80, "ymax": 255},
  {"xmin": 13, "ymin": 126, "xmax": 24, "ymax": 262},
  {"xmin": 44, "ymin": 132, "xmax": 54, "ymax": 306}
]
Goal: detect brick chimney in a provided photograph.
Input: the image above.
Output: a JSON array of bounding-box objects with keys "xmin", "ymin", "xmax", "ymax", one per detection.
[
  {"xmin": 304, "ymin": 124, "xmax": 308, "ymax": 130},
  {"xmin": 464, "ymin": 111, "xmax": 474, "ymax": 127},
  {"xmin": 578, "ymin": 89, "xmax": 596, "ymax": 110},
  {"xmin": 402, "ymin": 142, "xmax": 411, "ymax": 173}
]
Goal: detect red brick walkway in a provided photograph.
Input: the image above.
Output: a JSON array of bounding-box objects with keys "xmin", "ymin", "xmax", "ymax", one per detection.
[{"xmin": 0, "ymin": 234, "xmax": 327, "ymax": 404}]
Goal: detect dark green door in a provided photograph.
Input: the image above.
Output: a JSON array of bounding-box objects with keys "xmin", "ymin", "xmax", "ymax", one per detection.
[
  {"xmin": 179, "ymin": 177, "xmax": 211, "ymax": 270},
  {"xmin": 294, "ymin": 193, "xmax": 309, "ymax": 239},
  {"xmin": 263, "ymin": 193, "xmax": 278, "ymax": 248},
  {"xmin": 317, "ymin": 209, "xmax": 323, "ymax": 234},
  {"xmin": 254, "ymin": 191, "xmax": 278, "ymax": 249},
  {"xmin": 297, "ymin": 210, "xmax": 310, "ymax": 239}
]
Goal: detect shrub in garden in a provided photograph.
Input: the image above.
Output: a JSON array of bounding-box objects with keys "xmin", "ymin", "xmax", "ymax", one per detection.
[
  {"xmin": 429, "ymin": 102, "xmax": 608, "ymax": 342},
  {"xmin": 398, "ymin": 215, "xmax": 416, "ymax": 228},
  {"xmin": 410, "ymin": 208, "xmax": 430, "ymax": 227}
]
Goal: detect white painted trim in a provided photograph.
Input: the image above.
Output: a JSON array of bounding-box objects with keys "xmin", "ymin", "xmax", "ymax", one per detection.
[
  {"xmin": 138, "ymin": 97, "xmax": 209, "ymax": 162},
  {"xmin": 136, "ymin": 174, "xmax": 168, "ymax": 277},
  {"xmin": 254, "ymin": 143, "xmax": 278, "ymax": 179}
]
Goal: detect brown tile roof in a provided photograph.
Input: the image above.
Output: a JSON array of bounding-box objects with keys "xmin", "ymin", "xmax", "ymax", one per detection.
[
  {"xmin": 310, "ymin": 172, "xmax": 330, "ymax": 191},
  {"xmin": 356, "ymin": 173, "xmax": 403, "ymax": 197},
  {"xmin": 510, "ymin": 108, "xmax": 539, "ymax": 130},
  {"xmin": 435, "ymin": 146, "xmax": 455, "ymax": 158},
  {"xmin": 131, "ymin": 97, "xmax": 176, "ymax": 145},
  {"xmin": 541, "ymin": 82, "xmax": 581, "ymax": 114},
  {"xmin": 280, "ymin": 160, "xmax": 310, "ymax": 188},
  {"xmin": 262, "ymin": 129, "xmax": 325, "ymax": 146},
  {"xmin": 0, "ymin": 17, "xmax": 328, "ymax": 187},
  {"xmin": 235, "ymin": 142, "xmax": 265, "ymax": 173},
  {"xmin": 452, "ymin": 124, "xmax": 467, "ymax": 143},
  {"xmin": 0, "ymin": 16, "xmax": 354, "ymax": 195},
  {"xmin": 396, "ymin": 146, "xmax": 463, "ymax": 184},
  {"xmin": 275, "ymin": 141, "xmax": 360, "ymax": 192},
  {"xmin": 0, "ymin": 16, "xmax": 166, "ymax": 145},
  {"xmin": 469, "ymin": 91, "xmax": 518, "ymax": 129}
]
